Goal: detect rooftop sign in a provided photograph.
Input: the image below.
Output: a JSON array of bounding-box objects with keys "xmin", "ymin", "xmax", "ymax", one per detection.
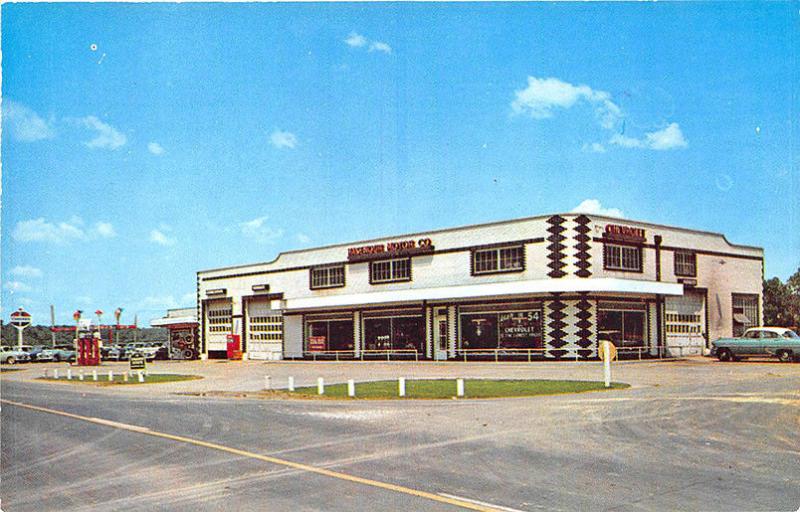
[
  {"xmin": 347, "ymin": 238, "xmax": 434, "ymax": 262},
  {"xmin": 603, "ymin": 224, "xmax": 646, "ymax": 243}
]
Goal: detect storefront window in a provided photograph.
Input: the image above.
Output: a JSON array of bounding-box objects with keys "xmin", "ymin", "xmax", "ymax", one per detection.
[
  {"xmin": 363, "ymin": 316, "xmax": 424, "ymax": 352},
  {"xmin": 732, "ymin": 294, "xmax": 758, "ymax": 337},
  {"xmin": 306, "ymin": 320, "xmax": 354, "ymax": 351},
  {"xmin": 598, "ymin": 308, "xmax": 646, "ymax": 347},
  {"xmin": 460, "ymin": 309, "xmax": 542, "ymax": 349}
]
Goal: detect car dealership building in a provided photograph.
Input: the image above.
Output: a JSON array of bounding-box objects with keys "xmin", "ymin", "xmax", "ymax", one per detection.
[{"xmin": 196, "ymin": 213, "xmax": 764, "ymax": 361}]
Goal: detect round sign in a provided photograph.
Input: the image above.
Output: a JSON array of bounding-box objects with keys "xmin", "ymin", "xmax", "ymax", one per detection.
[
  {"xmin": 10, "ymin": 308, "xmax": 32, "ymax": 328},
  {"xmin": 599, "ymin": 340, "xmax": 617, "ymax": 362}
]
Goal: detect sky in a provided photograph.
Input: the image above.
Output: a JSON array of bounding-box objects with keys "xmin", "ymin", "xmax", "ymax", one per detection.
[{"xmin": 2, "ymin": 2, "xmax": 798, "ymax": 327}]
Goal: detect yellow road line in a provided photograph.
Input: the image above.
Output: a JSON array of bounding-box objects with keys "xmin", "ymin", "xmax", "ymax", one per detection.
[{"xmin": 1, "ymin": 398, "xmax": 497, "ymax": 511}]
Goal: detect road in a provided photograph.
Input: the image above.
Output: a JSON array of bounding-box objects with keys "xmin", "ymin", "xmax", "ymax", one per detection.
[{"xmin": 1, "ymin": 362, "xmax": 799, "ymax": 511}]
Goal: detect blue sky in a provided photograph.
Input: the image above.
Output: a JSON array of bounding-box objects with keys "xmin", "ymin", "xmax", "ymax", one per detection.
[{"xmin": 2, "ymin": 2, "xmax": 798, "ymax": 326}]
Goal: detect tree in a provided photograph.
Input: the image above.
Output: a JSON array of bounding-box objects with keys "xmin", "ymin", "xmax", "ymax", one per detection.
[{"xmin": 763, "ymin": 267, "xmax": 800, "ymax": 328}]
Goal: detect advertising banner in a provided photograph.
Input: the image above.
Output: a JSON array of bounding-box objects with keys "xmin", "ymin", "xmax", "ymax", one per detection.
[{"xmin": 498, "ymin": 311, "xmax": 543, "ymax": 349}]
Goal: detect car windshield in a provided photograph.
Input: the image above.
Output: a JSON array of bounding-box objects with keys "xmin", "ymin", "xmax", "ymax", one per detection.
[{"xmin": 783, "ymin": 330, "xmax": 799, "ymax": 338}]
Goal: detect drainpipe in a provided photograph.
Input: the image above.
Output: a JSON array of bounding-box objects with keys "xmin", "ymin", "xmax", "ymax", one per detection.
[{"xmin": 654, "ymin": 235, "xmax": 662, "ymax": 282}]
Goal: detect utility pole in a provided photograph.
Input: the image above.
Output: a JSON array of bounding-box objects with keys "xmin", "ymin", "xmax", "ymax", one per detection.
[{"xmin": 50, "ymin": 305, "xmax": 56, "ymax": 346}]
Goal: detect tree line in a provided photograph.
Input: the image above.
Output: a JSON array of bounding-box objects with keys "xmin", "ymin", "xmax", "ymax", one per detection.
[
  {"xmin": 763, "ymin": 266, "xmax": 800, "ymax": 328},
  {"xmin": 1, "ymin": 324, "xmax": 169, "ymax": 347}
]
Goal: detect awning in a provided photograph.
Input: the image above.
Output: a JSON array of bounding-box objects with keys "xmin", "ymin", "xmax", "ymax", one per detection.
[
  {"xmin": 150, "ymin": 316, "xmax": 197, "ymax": 327},
  {"xmin": 733, "ymin": 313, "xmax": 751, "ymax": 324},
  {"xmin": 283, "ymin": 278, "xmax": 683, "ymax": 312}
]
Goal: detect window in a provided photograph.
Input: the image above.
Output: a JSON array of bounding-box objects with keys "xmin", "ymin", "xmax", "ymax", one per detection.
[
  {"xmin": 306, "ymin": 319, "xmax": 354, "ymax": 352},
  {"xmin": 363, "ymin": 316, "xmax": 425, "ymax": 352},
  {"xmin": 597, "ymin": 303, "xmax": 648, "ymax": 348},
  {"xmin": 472, "ymin": 245, "xmax": 525, "ymax": 275},
  {"xmin": 370, "ymin": 258, "xmax": 411, "ymax": 283},
  {"xmin": 603, "ymin": 243, "xmax": 642, "ymax": 272},
  {"xmin": 732, "ymin": 294, "xmax": 759, "ymax": 337},
  {"xmin": 248, "ymin": 315, "xmax": 283, "ymax": 342},
  {"xmin": 310, "ymin": 265, "xmax": 345, "ymax": 289},
  {"xmin": 459, "ymin": 309, "xmax": 543, "ymax": 350},
  {"xmin": 674, "ymin": 251, "xmax": 697, "ymax": 277},
  {"xmin": 207, "ymin": 304, "xmax": 232, "ymax": 333}
]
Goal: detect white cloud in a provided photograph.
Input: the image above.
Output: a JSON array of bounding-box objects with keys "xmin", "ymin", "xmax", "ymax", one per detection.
[
  {"xmin": 269, "ymin": 130, "xmax": 298, "ymax": 149},
  {"xmin": 645, "ymin": 122, "xmax": 688, "ymax": 150},
  {"xmin": 147, "ymin": 142, "xmax": 165, "ymax": 155},
  {"xmin": 95, "ymin": 222, "xmax": 116, "ymax": 238},
  {"xmin": 571, "ymin": 199, "xmax": 625, "ymax": 218},
  {"xmin": 9, "ymin": 265, "xmax": 43, "ymax": 278},
  {"xmin": 2, "ymin": 100, "xmax": 55, "ymax": 141},
  {"xmin": 149, "ymin": 229, "xmax": 176, "ymax": 246},
  {"xmin": 78, "ymin": 115, "xmax": 126, "ymax": 149},
  {"xmin": 180, "ymin": 292, "xmax": 196, "ymax": 306},
  {"xmin": 296, "ymin": 233, "xmax": 312, "ymax": 244},
  {"xmin": 345, "ymin": 32, "xmax": 368, "ymax": 47},
  {"xmin": 369, "ymin": 41, "xmax": 392, "ymax": 54},
  {"xmin": 76, "ymin": 295, "xmax": 93, "ymax": 305},
  {"xmin": 581, "ymin": 142, "xmax": 606, "ymax": 153},
  {"xmin": 4, "ymin": 281, "xmax": 32, "ymax": 293},
  {"xmin": 609, "ymin": 123, "xmax": 688, "ymax": 151},
  {"xmin": 240, "ymin": 216, "xmax": 283, "ymax": 244},
  {"xmin": 511, "ymin": 77, "xmax": 622, "ymax": 129},
  {"xmin": 137, "ymin": 295, "xmax": 180, "ymax": 311}
]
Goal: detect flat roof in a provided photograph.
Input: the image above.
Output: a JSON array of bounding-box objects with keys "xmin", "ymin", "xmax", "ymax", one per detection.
[{"xmin": 199, "ymin": 212, "xmax": 763, "ymax": 275}]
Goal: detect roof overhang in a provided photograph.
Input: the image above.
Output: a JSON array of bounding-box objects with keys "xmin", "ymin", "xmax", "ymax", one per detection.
[
  {"xmin": 150, "ymin": 316, "xmax": 197, "ymax": 327},
  {"xmin": 283, "ymin": 278, "xmax": 683, "ymax": 312}
]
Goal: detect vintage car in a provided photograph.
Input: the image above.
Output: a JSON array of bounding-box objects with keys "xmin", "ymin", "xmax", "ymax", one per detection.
[
  {"xmin": 39, "ymin": 345, "xmax": 77, "ymax": 363},
  {"xmin": 1, "ymin": 346, "xmax": 32, "ymax": 365},
  {"xmin": 712, "ymin": 327, "xmax": 800, "ymax": 362}
]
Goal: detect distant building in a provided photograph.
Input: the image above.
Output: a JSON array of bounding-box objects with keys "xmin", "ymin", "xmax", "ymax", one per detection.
[
  {"xmin": 196, "ymin": 213, "xmax": 763, "ymax": 361},
  {"xmin": 150, "ymin": 307, "xmax": 199, "ymax": 359}
]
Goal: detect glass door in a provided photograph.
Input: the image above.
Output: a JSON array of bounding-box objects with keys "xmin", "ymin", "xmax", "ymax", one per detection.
[{"xmin": 434, "ymin": 309, "xmax": 448, "ymax": 360}]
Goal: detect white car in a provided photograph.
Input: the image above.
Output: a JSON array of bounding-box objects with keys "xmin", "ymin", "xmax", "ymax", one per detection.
[{"xmin": 1, "ymin": 346, "xmax": 31, "ymax": 365}]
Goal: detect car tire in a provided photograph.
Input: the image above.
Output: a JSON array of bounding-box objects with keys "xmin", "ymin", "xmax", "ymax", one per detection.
[
  {"xmin": 53, "ymin": 355, "xmax": 60, "ymax": 362},
  {"xmin": 717, "ymin": 349, "xmax": 732, "ymax": 362},
  {"xmin": 5, "ymin": 356, "xmax": 15, "ymax": 365},
  {"xmin": 777, "ymin": 350, "xmax": 792, "ymax": 363}
]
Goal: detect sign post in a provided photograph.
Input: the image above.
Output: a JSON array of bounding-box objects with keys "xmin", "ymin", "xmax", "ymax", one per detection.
[
  {"xmin": 129, "ymin": 353, "xmax": 146, "ymax": 372},
  {"xmin": 10, "ymin": 308, "xmax": 32, "ymax": 349},
  {"xmin": 598, "ymin": 340, "xmax": 618, "ymax": 388}
]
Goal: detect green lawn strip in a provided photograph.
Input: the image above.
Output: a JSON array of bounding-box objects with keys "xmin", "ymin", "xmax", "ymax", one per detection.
[
  {"xmin": 290, "ymin": 379, "xmax": 629, "ymax": 399},
  {"xmin": 1, "ymin": 368, "xmax": 23, "ymax": 373},
  {"xmin": 36, "ymin": 374, "xmax": 202, "ymax": 385}
]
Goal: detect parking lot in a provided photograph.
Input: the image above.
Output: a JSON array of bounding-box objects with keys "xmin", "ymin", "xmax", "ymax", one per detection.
[{"xmin": 2, "ymin": 357, "xmax": 799, "ymax": 511}]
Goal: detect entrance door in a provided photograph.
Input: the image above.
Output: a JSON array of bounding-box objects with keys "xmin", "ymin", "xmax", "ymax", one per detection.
[{"xmin": 433, "ymin": 309, "xmax": 448, "ymax": 360}]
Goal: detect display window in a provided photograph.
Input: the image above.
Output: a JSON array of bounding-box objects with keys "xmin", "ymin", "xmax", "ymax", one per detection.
[
  {"xmin": 306, "ymin": 319, "xmax": 354, "ymax": 351},
  {"xmin": 460, "ymin": 308, "xmax": 543, "ymax": 349},
  {"xmin": 598, "ymin": 306, "xmax": 646, "ymax": 347},
  {"xmin": 363, "ymin": 316, "xmax": 425, "ymax": 352}
]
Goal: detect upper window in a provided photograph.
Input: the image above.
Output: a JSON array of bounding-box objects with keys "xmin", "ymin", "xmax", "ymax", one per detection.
[
  {"xmin": 310, "ymin": 265, "xmax": 345, "ymax": 289},
  {"xmin": 370, "ymin": 258, "xmax": 411, "ymax": 284},
  {"xmin": 603, "ymin": 244, "xmax": 642, "ymax": 272},
  {"xmin": 472, "ymin": 245, "xmax": 525, "ymax": 275},
  {"xmin": 674, "ymin": 251, "xmax": 697, "ymax": 277}
]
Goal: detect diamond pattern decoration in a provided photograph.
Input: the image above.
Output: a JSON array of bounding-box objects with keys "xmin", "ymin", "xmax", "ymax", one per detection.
[
  {"xmin": 546, "ymin": 297, "xmax": 568, "ymax": 355},
  {"xmin": 574, "ymin": 296, "xmax": 594, "ymax": 356},
  {"xmin": 574, "ymin": 215, "xmax": 592, "ymax": 278},
  {"xmin": 547, "ymin": 216, "xmax": 568, "ymax": 278}
]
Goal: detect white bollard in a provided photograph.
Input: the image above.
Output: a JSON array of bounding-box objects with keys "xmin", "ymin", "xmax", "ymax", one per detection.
[
  {"xmin": 288, "ymin": 376, "xmax": 295, "ymax": 392},
  {"xmin": 123, "ymin": 372, "xmax": 129, "ymax": 383},
  {"xmin": 43, "ymin": 369, "xmax": 49, "ymax": 379},
  {"xmin": 54, "ymin": 369, "xmax": 59, "ymax": 380},
  {"xmin": 317, "ymin": 377, "xmax": 325, "ymax": 395},
  {"xmin": 398, "ymin": 377, "xmax": 406, "ymax": 397},
  {"xmin": 604, "ymin": 351, "xmax": 612, "ymax": 388},
  {"xmin": 138, "ymin": 371, "xmax": 144, "ymax": 383},
  {"xmin": 456, "ymin": 378, "xmax": 464, "ymax": 397},
  {"xmin": 264, "ymin": 376, "xmax": 271, "ymax": 390},
  {"xmin": 67, "ymin": 369, "xmax": 72, "ymax": 380},
  {"xmin": 347, "ymin": 379, "xmax": 355, "ymax": 397},
  {"xmin": 108, "ymin": 370, "xmax": 114, "ymax": 382},
  {"xmin": 78, "ymin": 370, "xmax": 84, "ymax": 381},
  {"xmin": 92, "ymin": 370, "xmax": 98, "ymax": 381}
]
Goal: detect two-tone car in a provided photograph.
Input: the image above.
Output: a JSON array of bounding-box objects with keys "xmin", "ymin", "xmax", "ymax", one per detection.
[
  {"xmin": 712, "ymin": 327, "xmax": 800, "ymax": 362},
  {"xmin": 1, "ymin": 346, "xmax": 32, "ymax": 365}
]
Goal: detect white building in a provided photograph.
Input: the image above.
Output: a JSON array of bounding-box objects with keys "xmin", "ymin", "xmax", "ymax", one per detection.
[{"xmin": 197, "ymin": 213, "xmax": 763, "ymax": 361}]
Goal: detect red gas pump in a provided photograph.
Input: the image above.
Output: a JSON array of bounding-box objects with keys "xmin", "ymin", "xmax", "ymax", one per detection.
[
  {"xmin": 77, "ymin": 336, "xmax": 101, "ymax": 366},
  {"xmin": 226, "ymin": 334, "xmax": 242, "ymax": 360}
]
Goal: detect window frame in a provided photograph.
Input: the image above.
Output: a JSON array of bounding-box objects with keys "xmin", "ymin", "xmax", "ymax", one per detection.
[
  {"xmin": 309, "ymin": 264, "xmax": 346, "ymax": 290},
  {"xmin": 603, "ymin": 243, "xmax": 643, "ymax": 273},
  {"xmin": 673, "ymin": 250, "xmax": 697, "ymax": 277},
  {"xmin": 471, "ymin": 244, "xmax": 526, "ymax": 276},
  {"xmin": 369, "ymin": 257, "xmax": 412, "ymax": 284}
]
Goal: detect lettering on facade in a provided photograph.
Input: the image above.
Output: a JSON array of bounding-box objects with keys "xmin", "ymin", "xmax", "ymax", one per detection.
[
  {"xmin": 347, "ymin": 238, "xmax": 434, "ymax": 262},
  {"xmin": 603, "ymin": 224, "xmax": 646, "ymax": 243}
]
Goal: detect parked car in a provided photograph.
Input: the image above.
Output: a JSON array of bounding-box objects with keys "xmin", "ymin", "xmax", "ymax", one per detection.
[
  {"xmin": 1, "ymin": 346, "xmax": 31, "ymax": 365},
  {"xmin": 104, "ymin": 345, "xmax": 128, "ymax": 361},
  {"xmin": 125, "ymin": 343, "xmax": 157, "ymax": 361},
  {"xmin": 40, "ymin": 345, "xmax": 77, "ymax": 363},
  {"xmin": 30, "ymin": 345, "xmax": 55, "ymax": 362},
  {"xmin": 712, "ymin": 327, "xmax": 800, "ymax": 362}
]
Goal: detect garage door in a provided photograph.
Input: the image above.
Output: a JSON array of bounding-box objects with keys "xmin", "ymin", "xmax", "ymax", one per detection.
[
  {"xmin": 205, "ymin": 299, "xmax": 232, "ymax": 353},
  {"xmin": 666, "ymin": 291, "xmax": 706, "ymax": 356},
  {"xmin": 246, "ymin": 300, "xmax": 283, "ymax": 360}
]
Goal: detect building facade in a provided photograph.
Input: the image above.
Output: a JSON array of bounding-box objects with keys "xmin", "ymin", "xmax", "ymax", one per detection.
[
  {"xmin": 197, "ymin": 214, "xmax": 764, "ymax": 361},
  {"xmin": 150, "ymin": 307, "xmax": 200, "ymax": 360}
]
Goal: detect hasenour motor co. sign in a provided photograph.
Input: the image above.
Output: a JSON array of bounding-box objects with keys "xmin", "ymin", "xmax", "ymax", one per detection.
[
  {"xmin": 347, "ymin": 238, "xmax": 434, "ymax": 262},
  {"xmin": 603, "ymin": 224, "xmax": 646, "ymax": 243}
]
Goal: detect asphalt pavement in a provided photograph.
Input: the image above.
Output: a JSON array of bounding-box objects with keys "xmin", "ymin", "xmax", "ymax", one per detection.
[{"xmin": 1, "ymin": 359, "xmax": 799, "ymax": 511}]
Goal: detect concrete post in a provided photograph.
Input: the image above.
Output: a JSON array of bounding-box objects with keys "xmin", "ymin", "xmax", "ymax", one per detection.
[
  {"xmin": 317, "ymin": 377, "xmax": 324, "ymax": 395},
  {"xmin": 108, "ymin": 370, "xmax": 114, "ymax": 382},
  {"xmin": 138, "ymin": 371, "xmax": 144, "ymax": 383},
  {"xmin": 288, "ymin": 376, "xmax": 295, "ymax": 392},
  {"xmin": 347, "ymin": 379, "xmax": 355, "ymax": 397},
  {"xmin": 398, "ymin": 377, "xmax": 406, "ymax": 397},
  {"xmin": 78, "ymin": 370, "xmax": 84, "ymax": 381},
  {"xmin": 456, "ymin": 378, "xmax": 464, "ymax": 397},
  {"xmin": 123, "ymin": 372, "xmax": 129, "ymax": 383},
  {"xmin": 67, "ymin": 369, "xmax": 72, "ymax": 380},
  {"xmin": 53, "ymin": 369, "xmax": 59, "ymax": 379},
  {"xmin": 264, "ymin": 376, "xmax": 271, "ymax": 390},
  {"xmin": 92, "ymin": 370, "xmax": 98, "ymax": 381}
]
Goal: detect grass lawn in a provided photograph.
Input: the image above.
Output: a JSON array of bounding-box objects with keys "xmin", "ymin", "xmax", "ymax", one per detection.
[
  {"xmin": 289, "ymin": 379, "xmax": 629, "ymax": 399},
  {"xmin": 37, "ymin": 373, "xmax": 201, "ymax": 385}
]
